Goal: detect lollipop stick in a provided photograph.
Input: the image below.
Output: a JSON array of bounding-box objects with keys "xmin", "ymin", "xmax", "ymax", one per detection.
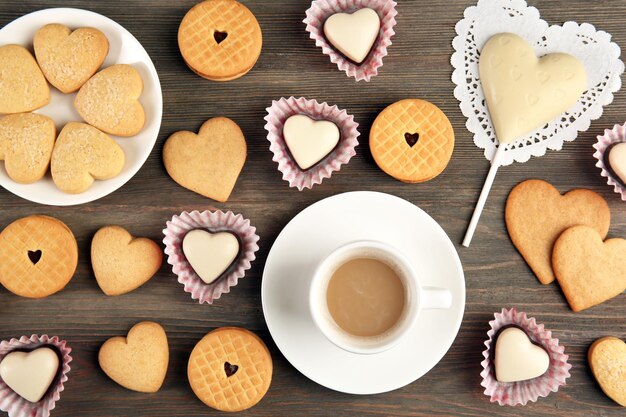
[{"xmin": 462, "ymin": 144, "xmax": 507, "ymax": 247}]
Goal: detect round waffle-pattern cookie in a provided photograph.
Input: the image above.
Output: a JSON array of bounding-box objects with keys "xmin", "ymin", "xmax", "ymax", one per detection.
[
  {"xmin": 0, "ymin": 215, "xmax": 78, "ymax": 298},
  {"xmin": 178, "ymin": 0, "xmax": 263, "ymax": 81},
  {"xmin": 188, "ymin": 327, "xmax": 272, "ymax": 412},
  {"xmin": 370, "ymin": 99, "xmax": 455, "ymax": 183}
]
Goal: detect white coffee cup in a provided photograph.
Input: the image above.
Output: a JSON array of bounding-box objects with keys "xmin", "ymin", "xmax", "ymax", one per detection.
[{"xmin": 309, "ymin": 240, "xmax": 452, "ymax": 355}]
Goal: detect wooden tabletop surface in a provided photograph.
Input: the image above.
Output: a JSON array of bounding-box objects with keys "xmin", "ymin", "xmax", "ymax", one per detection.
[{"xmin": 1, "ymin": 0, "xmax": 625, "ymax": 416}]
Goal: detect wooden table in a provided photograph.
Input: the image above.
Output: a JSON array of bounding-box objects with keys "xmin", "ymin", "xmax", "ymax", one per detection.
[{"xmin": 1, "ymin": 0, "xmax": 625, "ymax": 416}]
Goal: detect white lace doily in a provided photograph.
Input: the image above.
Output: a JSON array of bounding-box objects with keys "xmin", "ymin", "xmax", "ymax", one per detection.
[{"xmin": 451, "ymin": 0, "xmax": 624, "ymax": 165}]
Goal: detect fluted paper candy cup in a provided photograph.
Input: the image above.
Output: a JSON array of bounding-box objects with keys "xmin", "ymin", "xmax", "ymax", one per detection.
[
  {"xmin": 163, "ymin": 210, "xmax": 259, "ymax": 304},
  {"xmin": 480, "ymin": 308, "xmax": 571, "ymax": 406},
  {"xmin": 0, "ymin": 335, "xmax": 72, "ymax": 417},
  {"xmin": 593, "ymin": 122, "xmax": 626, "ymax": 200},
  {"xmin": 265, "ymin": 96, "xmax": 360, "ymax": 190},
  {"xmin": 304, "ymin": 0, "xmax": 397, "ymax": 81}
]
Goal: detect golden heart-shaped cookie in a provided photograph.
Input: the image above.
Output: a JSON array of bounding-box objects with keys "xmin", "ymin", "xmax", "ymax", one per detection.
[
  {"xmin": 51, "ymin": 122, "xmax": 125, "ymax": 194},
  {"xmin": 480, "ymin": 33, "xmax": 587, "ymax": 144},
  {"xmin": 163, "ymin": 117, "xmax": 246, "ymax": 202},
  {"xmin": 0, "ymin": 113, "xmax": 56, "ymax": 183},
  {"xmin": 0, "ymin": 45, "xmax": 50, "ymax": 114},
  {"xmin": 589, "ymin": 337, "xmax": 626, "ymax": 407},
  {"xmin": 91, "ymin": 226, "xmax": 163, "ymax": 296},
  {"xmin": 505, "ymin": 179, "xmax": 610, "ymax": 285},
  {"xmin": 99, "ymin": 321, "xmax": 168, "ymax": 393},
  {"xmin": 552, "ymin": 226, "xmax": 626, "ymax": 312},
  {"xmin": 0, "ymin": 347, "xmax": 59, "ymax": 403},
  {"xmin": 34, "ymin": 23, "xmax": 109, "ymax": 93},
  {"xmin": 74, "ymin": 64, "xmax": 145, "ymax": 136}
]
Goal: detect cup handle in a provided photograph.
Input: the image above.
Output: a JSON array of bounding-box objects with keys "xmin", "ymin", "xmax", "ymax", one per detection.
[{"xmin": 421, "ymin": 287, "xmax": 452, "ymax": 309}]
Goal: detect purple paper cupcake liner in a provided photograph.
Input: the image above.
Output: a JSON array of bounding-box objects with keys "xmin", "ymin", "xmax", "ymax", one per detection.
[
  {"xmin": 265, "ymin": 96, "xmax": 360, "ymax": 190},
  {"xmin": 304, "ymin": 0, "xmax": 397, "ymax": 81},
  {"xmin": 0, "ymin": 335, "xmax": 72, "ymax": 417},
  {"xmin": 163, "ymin": 210, "xmax": 259, "ymax": 304},
  {"xmin": 480, "ymin": 308, "xmax": 571, "ymax": 406},
  {"xmin": 593, "ymin": 122, "xmax": 626, "ymax": 200}
]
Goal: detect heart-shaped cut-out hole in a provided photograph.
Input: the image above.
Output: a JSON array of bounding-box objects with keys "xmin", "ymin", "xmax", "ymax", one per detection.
[
  {"xmin": 404, "ymin": 132, "xmax": 419, "ymax": 147},
  {"xmin": 28, "ymin": 250, "xmax": 42, "ymax": 265},
  {"xmin": 224, "ymin": 361, "xmax": 239, "ymax": 377},
  {"xmin": 214, "ymin": 30, "xmax": 228, "ymax": 44},
  {"xmin": 495, "ymin": 327, "xmax": 549, "ymax": 382}
]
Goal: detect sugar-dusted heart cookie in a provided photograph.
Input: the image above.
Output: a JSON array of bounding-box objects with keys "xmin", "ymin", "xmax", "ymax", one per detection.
[
  {"xmin": 589, "ymin": 336, "xmax": 626, "ymax": 407},
  {"xmin": 51, "ymin": 122, "xmax": 124, "ymax": 194},
  {"xmin": 323, "ymin": 8, "xmax": 380, "ymax": 64},
  {"xmin": 91, "ymin": 226, "xmax": 163, "ymax": 296},
  {"xmin": 99, "ymin": 321, "xmax": 168, "ymax": 393},
  {"xmin": 283, "ymin": 114, "xmax": 340, "ymax": 170},
  {"xmin": 0, "ymin": 45, "xmax": 50, "ymax": 114},
  {"xmin": 506, "ymin": 180, "xmax": 610, "ymax": 285},
  {"xmin": 74, "ymin": 64, "xmax": 145, "ymax": 136},
  {"xmin": 480, "ymin": 33, "xmax": 587, "ymax": 144},
  {"xmin": 552, "ymin": 225, "xmax": 626, "ymax": 312},
  {"xmin": 494, "ymin": 327, "xmax": 549, "ymax": 382},
  {"xmin": 34, "ymin": 24, "xmax": 109, "ymax": 93},
  {"xmin": 0, "ymin": 347, "xmax": 59, "ymax": 403},
  {"xmin": 0, "ymin": 113, "xmax": 56, "ymax": 183},
  {"xmin": 163, "ymin": 117, "xmax": 246, "ymax": 202},
  {"xmin": 183, "ymin": 229, "xmax": 239, "ymax": 284}
]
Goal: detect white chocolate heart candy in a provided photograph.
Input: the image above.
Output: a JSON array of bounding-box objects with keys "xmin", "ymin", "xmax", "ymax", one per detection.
[
  {"xmin": 283, "ymin": 115, "xmax": 340, "ymax": 170},
  {"xmin": 607, "ymin": 142, "xmax": 626, "ymax": 185},
  {"xmin": 0, "ymin": 347, "xmax": 59, "ymax": 403},
  {"xmin": 495, "ymin": 327, "xmax": 550, "ymax": 382},
  {"xmin": 182, "ymin": 230, "xmax": 239, "ymax": 284},
  {"xmin": 480, "ymin": 33, "xmax": 587, "ymax": 144},
  {"xmin": 323, "ymin": 8, "xmax": 380, "ymax": 64}
]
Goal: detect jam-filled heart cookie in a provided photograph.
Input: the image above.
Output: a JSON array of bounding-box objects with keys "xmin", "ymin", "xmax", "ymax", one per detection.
[
  {"xmin": 0, "ymin": 113, "xmax": 56, "ymax": 184},
  {"xmin": 91, "ymin": 226, "xmax": 163, "ymax": 296},
  {"xmin": 0, "ymin": 45, "xmax": 50, "ymax": 114},
  {"xmin": 74, "ymin": 64, "xmax": 145, "ymax": 136},
  {"xmin": 99, "ymin": 321, "xmax": 169, "ymax": 393},
  {"xmin": 588, "ymin": 336, "xmax": 626, "ymax": 407},
  {"xmin": 188, "ymin": 327, "xmax": 272, "ymax": 412},
  {"xmin": 370, "ymin": 99, "xmax": 454, "ymax": 183},
  {"xmin": 34, "ymin": 24, "xmax": 109, "ymax": 93},
  {"xmin": 0, "ymin": 215, "xmax": 78, "ymax": 298},
  {"xmin": 51, "ymin": 122, "xmax": 125, "ymax": 194},
  {"xmin": 163, "ymin": 117, "xmax": 246, "ymax": 202},
  {"xmin": 178, "ymin": 0, "xmax": 263, "ymax": 81}
]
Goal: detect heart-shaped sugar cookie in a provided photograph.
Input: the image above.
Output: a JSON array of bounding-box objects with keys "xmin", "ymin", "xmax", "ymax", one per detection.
[
  {"xmin": 480, "ymin": 33, "xmax": 587, "ymax": 144},
  {"xmin": 183, "ymin": 230, "xmax": 239, "ymax": 284},
  {"xmin": 74, "ymin": 64, "xmax": 145, "ymax": 137},
  {"xmin": 0, "ymin": 113, "xmax": 56, "ymax": 183},
  {"xmin": 163, "ymin": 117, "xmax": 246, "ymax": 202},
  {"xmin": 505, "ymin": 180, "xmax": 610, "ymax": 285},
  {"xmin": 99, "ymin": 321, "xmax": 168, "ymax": 393},
  {"xmin": 552, "ymin": 226, "xmax": 626, "ymax": 312},
  {"xmin": 51, "ymin": 122, "xmax": 125, "ymax": 194},
  {"xmin": 495, "ymin": 327, "xmax": 549, "ymax": 382},
  {"xmin": 323, "ymin": 8, "xmax": 380, "ymax": 64},
  {"xmin": 0, "ymin": 347, "xmax": 59, "ymax": 403},
  {"xmin": 34, "ymin": 24, "xmax": 109, "ymax": 93},
  {"xmin": 91, "ymin": 226, "xmax": 162, "ymax": 296},
  {"xmin": 283, "ymin": 114, "xmax": 340, "ymax": 170},
  {"xmin": 0, "ymin": 45, "xmax": 50, "ymax": 114},
  {"xmin": 589, "ymin": 336, "xmax": 626, "ymax": 407}
]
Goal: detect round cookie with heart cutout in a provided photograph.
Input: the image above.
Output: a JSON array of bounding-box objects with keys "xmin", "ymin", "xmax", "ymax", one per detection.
[
  {"xmin": 188, "ymin": 327, "xmax": 272, "ymax": 412},
  {"xmin": 370, "ymin": 99, "xmax": 455, "ymax": 183},
  {"xmin": 0, "ymin": 215, "xmax": 78, "ymax": 298}
]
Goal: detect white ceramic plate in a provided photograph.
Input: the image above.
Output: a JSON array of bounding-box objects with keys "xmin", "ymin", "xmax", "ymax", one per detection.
[
  {"xmin": 0, "ymin": 8, "xmax": 162, "ymax": 206},
  {"xmin": 261, "ymin": 191, "xmax": 466, "ymax": 395}
]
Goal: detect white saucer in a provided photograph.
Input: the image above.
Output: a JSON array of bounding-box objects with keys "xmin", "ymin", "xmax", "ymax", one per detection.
[
  {"xmin": 0, "ymin": 8, "xmax": 162, "ymax": 206},
  {"xmin": 261, "ymin": 191, "xmax": 465, "ymax": 395}
]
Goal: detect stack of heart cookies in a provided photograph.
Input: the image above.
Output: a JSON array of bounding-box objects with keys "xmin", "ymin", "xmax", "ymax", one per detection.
[
  {"xmin": 0, "ymin": 23, "xmax": 146, "ymax": 194},
  {"xmin": 506, "ymin": 179, "xmax": 626, "ymax": 312}
]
